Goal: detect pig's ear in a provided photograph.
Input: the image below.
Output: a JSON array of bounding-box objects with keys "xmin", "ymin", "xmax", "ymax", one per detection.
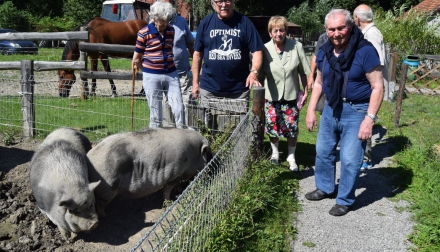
[
  {"xmin": 202, "ymin": 144, "xmax": 213, "ymax": 162},
  {"xmin": 89, "ymin": 180, "xmax": 101, "ymax": 192}
]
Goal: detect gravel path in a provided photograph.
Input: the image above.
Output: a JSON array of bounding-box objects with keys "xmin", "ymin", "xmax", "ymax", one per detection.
[{"xmin": 292, "ymin": 126, "xmax": 415, "ymax": 251}]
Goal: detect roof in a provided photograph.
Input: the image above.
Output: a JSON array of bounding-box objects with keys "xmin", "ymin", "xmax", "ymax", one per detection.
[
  {"xmin": 412, "ymin": 0, "xmax": 440, "ymax": 15},
  {"xmin": 287, "ymin": 21, "xmax": 300, "ymax": 27}
]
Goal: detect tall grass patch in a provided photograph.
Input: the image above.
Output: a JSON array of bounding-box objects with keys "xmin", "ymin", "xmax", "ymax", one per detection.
[
  {"xmin": 380, "ymin": 94, "xmax": 440, "ymax": 251},
  {"xmin": 205, "ymin": 159, "xmax": 299, "ymax": 251}
]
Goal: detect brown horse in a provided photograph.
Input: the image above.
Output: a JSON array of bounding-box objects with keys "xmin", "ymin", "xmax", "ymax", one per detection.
[{"xmin": 58, "ymin": 17, "xmax": 148, "ymax": 97}]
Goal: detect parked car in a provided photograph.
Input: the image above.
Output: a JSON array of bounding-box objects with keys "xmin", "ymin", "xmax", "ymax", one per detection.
[{"xmin": 0, "ymin": 29, "xmax": 38, "ymax": 55}]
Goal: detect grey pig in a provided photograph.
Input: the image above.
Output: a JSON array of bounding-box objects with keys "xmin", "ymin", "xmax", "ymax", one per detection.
[
  {"xmin": 87, "ymin": 128, "xmax": 213, "ymax": 217},
  {"xmin": 29, "ymin": 128, "xmax": 101, "ymax": 239}
]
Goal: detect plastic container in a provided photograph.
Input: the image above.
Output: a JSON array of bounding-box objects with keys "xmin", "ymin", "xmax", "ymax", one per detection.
[{"xmin": 403, "ymin": 55, "xmax": 420, "ymax": 80}]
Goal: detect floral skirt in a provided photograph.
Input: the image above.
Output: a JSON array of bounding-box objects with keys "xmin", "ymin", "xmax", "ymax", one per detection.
[{"xmin": 265, "ymin": 99, "xmax": 299, "ymax": 138}]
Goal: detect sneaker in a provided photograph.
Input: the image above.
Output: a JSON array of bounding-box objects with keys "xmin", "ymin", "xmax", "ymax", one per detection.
[
  {"xmin": 360, "ymin": 162, "xmax": 372, "ymax": 171},
  {"xmin": 287, "ymin": 158, "xmax": 298, "ymax": 171}
]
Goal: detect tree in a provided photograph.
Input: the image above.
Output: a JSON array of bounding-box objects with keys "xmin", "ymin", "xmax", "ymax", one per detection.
[
  {"xmin": 0, "ymin": 1, "xmax": 30, "ymax": 31},
  {"xmin": 62, "ymin": 0, "xmax": 102, "ymax": 27},
  {"xmin": 287, "ymin": 0, "xmax": 334, "ymax": 34}
]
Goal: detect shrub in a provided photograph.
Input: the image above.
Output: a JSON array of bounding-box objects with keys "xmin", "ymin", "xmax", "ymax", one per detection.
[{"xmin": 375, "ymin": 5, "xmax": 440, "ymax": 55}]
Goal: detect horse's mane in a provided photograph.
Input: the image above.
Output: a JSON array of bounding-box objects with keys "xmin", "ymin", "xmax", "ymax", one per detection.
[{"xmin": 60, "ymin": 17, "xmax": 98, "ymax": 62}]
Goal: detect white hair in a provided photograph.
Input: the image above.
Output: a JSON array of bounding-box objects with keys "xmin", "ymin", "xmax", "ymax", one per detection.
[
  {"xmin": 324, "ymin": 9, "xmax": 354, "ymax": 29},
  {"xmin": 354, "ymin": 6, "xmax": 373, "ymax": 22},
  {"xmin": 150, "ymin": 1, "xmax": 175, "ymax": 21}
]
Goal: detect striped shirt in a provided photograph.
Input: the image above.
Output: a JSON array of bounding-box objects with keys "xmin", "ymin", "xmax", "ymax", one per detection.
[{"xmin": 134, "ymin": 22, "xmax": 176, "ymax": 74}]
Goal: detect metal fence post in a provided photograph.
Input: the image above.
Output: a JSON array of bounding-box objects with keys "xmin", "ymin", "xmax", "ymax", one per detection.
[
  {"xmin": 20, "ymin": 60, "xmax": 35, "ymax": 138},
  {"xmin": 395, "ymin": 63, "xmax": 408, "ymax": 128},
  {"xmin": 252, "ymin": 86, "xmax": 265, "ymax": 159}
]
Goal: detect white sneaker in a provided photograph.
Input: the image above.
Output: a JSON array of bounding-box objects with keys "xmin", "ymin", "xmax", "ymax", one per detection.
[{"xmin": 287, "ymin": 158, "xmax": 298, "ymax": 171}]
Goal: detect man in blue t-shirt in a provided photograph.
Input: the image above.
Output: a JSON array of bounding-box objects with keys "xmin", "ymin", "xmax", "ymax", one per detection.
[
  {"xmin": 191, "ymin": 0, "xmax": 264, "ymax": 118},
  {"xmin": 304, "ymin": 9, "xmax": 384, "ymax": 217}
]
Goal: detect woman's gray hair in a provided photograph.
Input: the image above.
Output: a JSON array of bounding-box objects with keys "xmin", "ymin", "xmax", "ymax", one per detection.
[
  {"xmin": 150, "ymin": 1, "xmax": 175, "ymax": 21},
  {"xmin": 324, "ymin": 9, "xmax": 354, "ymax": 29},
  {"xmin": 354, "ymin": 7, "xmax": 373, "ymax": 22}
]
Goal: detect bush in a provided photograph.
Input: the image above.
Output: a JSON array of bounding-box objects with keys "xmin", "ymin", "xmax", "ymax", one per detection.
[
  {"xmin": 0, "ymin": 1, "xmax": 30, "ymax": 31},
  {"xmin": 375, "ymin": 5, "xmax": 440, "ymax": 55}
]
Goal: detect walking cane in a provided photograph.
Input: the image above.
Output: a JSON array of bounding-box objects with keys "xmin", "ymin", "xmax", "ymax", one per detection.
[{"xmin": 131, "ymin": 68, "xmax": 136, "ymax": 131}]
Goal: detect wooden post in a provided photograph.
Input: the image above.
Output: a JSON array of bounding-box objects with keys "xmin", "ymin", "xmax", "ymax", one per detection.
[
  {"xmin": 131, "ymin": 68, "xmax": 135, "ymax": 131},
  {"xmin": 384, "ymin": 43, "xmax": 391, "ymax": 101},
  {"xmin": 252, "ymin": 86, "xmax": 265, "ymax": 159},
  {"xmin": 80, "ymin": 26, "xmax": 88, "ymax": 100},
  {"xmin": 395, "ymin": 63, "xmax": 408, "ymax": 128},
  {"xmin": 20, "ymin": 60, "xmax": 35, "ymax": 139},
  {"xmin": 389, "ymin": 51, "xmax": 398, "ymax": 83}
]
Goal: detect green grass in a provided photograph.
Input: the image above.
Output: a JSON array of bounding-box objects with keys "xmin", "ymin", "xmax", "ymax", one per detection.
[
  {"xmin": 0, "ymin": 95, "xmax": 149, "ymax": 142},
  {"xmin": 205, "ymin": 159, "xmax": 300, "ymax": 252},
  {"xmin": 379, "ymin": 94, "xmax": 440, "ymax": 251}
]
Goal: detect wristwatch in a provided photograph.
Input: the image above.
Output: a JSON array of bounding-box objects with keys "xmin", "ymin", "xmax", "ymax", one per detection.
[
  {"xmin": 250, "ymin": 69, "xmax": 258, "ymax": 75},
  {"xmin": 366, "ymin": 113, "xmax": 378, "ymax": 122}
]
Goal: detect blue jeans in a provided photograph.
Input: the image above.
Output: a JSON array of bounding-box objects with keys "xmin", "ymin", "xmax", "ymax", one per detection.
[
  {"xmin": 143, "ymin": 72, "xmax": 184, "ymax": 128},
  {"xmin": 314, "ymin": 100, "xmax": 368, "ymax": 206}
]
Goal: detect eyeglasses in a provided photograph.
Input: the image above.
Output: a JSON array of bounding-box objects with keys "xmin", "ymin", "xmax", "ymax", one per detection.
[
  {"xmin": 326, "ymin": 25, "xmax": 348, "ymax": 33},
  {"xmin": 214, "ymin": 0, "xmax": 232, "ymax": 5}
]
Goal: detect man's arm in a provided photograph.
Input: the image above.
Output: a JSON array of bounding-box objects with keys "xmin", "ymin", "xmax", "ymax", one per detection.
[
  {"xmin": 305, "ymin": 70, "xmax": 323, "ymax": 132},
  {"xmin": 191, "ymin": 50, "xmax": 203, "ymax": 99},
  {"xmin": 246, "ymin": 50, "xmax": 263, "ymax": 89},
  {"xmin": 187, "ymin": 41, "xmax": 195, "ymax": 59},
  {"xmin": 358, "ymin": 65, "xmax": 384, "ymax": 140},
  {"xmin": 307, "ymin": 55, "xmax": 317, "ymax": 90}
]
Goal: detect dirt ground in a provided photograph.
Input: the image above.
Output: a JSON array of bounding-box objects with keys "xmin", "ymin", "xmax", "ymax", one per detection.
[{"xmin": 0, "ymin": 137, "xmax": 168, "ymax": 252}]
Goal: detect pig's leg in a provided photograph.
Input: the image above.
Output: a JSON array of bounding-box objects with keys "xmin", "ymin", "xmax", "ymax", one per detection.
[
  {"xmin": 58, "ymin": 226, "xmax": 77, "ymax": 240},
  {"xmin": 162, "ymin": 177, "xmax": 181, "ymax": 201},
  {"xmin": 94, "ymin": 197, "xmax": 111, "ymax": 218}
]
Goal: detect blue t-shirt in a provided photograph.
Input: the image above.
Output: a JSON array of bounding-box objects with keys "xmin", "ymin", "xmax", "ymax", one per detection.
[
  {"xmin": 194, "ymin": 11, "xmax": 264, "ymax": 94},
  {"xmin": 317, "ymin": 45, "xmax": 380, "ymax": 101},
  {"xmin": 170, "ymin": 14, "xmax": 195, "ymax": 74}
]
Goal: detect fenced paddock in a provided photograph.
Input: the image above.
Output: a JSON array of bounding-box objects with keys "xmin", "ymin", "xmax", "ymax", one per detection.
[{"xmin": 0, "ymin": 69, "xmax": 151, "ymax": 140}]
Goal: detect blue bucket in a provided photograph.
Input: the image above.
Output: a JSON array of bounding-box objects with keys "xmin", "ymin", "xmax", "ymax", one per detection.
[
  {"xmin": 403, "ymin": 56, "xmax": 420, "ymax": 80},
  {"xmin": 403, "ymin": 59, "xmax": 419, "ymax": 67}
]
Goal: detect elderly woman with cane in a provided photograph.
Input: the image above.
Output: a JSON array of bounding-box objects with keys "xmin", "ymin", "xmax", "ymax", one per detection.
[{"xmin": 132, "ymin": 1, "xmax": 184, "ymax": 128}]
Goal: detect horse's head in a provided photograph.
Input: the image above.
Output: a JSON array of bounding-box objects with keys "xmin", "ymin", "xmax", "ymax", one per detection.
[{"xmin": 58, "ymin": 70, "xmax": 76, "ymax": 97}]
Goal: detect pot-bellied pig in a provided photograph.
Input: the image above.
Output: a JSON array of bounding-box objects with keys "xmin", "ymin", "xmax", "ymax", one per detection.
[
  {"xmin": 87, "ymin": 128, "xmax": 213, "ymax": 217},
  {"xmin": 29, "ymin": 127, "xmax": 101, "ymax": 239}
]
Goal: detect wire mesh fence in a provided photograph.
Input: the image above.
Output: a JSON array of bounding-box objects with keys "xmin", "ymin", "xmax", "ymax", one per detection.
[
  {"xmin": 1, "ymin": 69, "xmax": 259, "ymax": 251},
  {"xmin": 0, "ymin": 70, "xmax": 252, "ymax": 141},
  {"xmin": 130, "ymin": 110, "xmax": 254, "ymax": 252}
]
